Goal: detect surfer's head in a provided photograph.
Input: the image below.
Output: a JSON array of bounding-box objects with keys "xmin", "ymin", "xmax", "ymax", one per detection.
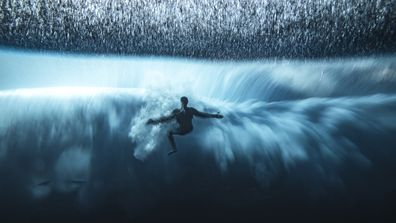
[{"xmin": 180, "ymin": 96, "xmax": 188, "ymax": 107}]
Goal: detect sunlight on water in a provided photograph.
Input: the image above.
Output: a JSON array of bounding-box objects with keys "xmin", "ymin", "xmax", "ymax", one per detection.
[{"xmin": 1, "ymin": 49, "xmax": 396, "ymax": 102}]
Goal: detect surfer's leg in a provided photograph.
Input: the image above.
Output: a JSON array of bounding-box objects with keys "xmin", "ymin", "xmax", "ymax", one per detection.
[
  {"xmin": 167, "ymin": 129, "xmax": 177, "ymax": 155},
  {"xmin": 167, "ymin": 128, "xmax": 191, "ymax": 155}
]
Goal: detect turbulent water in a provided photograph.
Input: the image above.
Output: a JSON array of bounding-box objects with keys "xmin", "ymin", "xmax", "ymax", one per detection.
[
  {"xmin": 1, "ymin": 0, "xmax": 395, "ymax": 58},
  {"xmin": 1, "ymin": 1, "xmax": 395, "ymax": 222},
  {"xmin": 1, "ymin": 50, "xmax": 396, "ymax": 222}
]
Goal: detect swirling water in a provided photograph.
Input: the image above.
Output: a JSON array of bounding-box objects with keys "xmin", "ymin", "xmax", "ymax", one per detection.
[{"xmin": 1, "ymin": 50, "xmax": 396, "ymax": 221}]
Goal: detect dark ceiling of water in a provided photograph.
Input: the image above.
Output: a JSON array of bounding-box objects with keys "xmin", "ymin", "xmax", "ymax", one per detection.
[{"xmin": 0, "ymin": 0, "xmax": 395, "ymax": 59}]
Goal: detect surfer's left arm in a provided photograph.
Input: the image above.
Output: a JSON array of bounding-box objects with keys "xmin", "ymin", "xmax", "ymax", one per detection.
[{"xmin": 146, "ymin": 109, "xmax": 178, "ymax": 125}]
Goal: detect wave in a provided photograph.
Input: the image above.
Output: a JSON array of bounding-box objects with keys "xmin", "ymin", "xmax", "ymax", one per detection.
[
  {"xmin": 1, "ymin": 52, "xmax": 396, "ymax": 221},
  {"xmin": 1, "ymin": 50, "xmax": 396, "ymax": 101},
  {"xmin": 1, "ymin": 86, "xmax": 396, "ymax": 221}
]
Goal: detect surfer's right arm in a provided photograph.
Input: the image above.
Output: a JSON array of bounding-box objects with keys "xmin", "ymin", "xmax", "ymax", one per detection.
[{"xmin": 146, "ymin": 109, "xmax": 179, "ymax": 125}]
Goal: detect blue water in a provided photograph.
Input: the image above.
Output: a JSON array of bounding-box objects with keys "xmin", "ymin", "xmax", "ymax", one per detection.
[{"xmin": 1, "ymin": 50, "xmax": 396, "ymax": 222}]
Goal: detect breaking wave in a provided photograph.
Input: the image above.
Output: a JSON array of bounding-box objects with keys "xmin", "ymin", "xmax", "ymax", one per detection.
[{"xmin": 1, "ymin": 55, "xmax": 396, "ymax": 222}]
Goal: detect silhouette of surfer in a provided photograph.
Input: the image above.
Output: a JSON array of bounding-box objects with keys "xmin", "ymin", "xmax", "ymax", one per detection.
[{"xmin": 146, "ymin": 96, "xmax": 223, "ymax": 155}]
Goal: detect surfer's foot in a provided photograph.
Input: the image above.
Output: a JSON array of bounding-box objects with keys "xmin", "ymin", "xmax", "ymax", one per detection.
[{"xmin": 168, "ymin": 149, "xmax": 177, "ymax": 155}]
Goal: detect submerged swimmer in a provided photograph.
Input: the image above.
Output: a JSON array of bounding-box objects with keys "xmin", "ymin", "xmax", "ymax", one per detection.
[{"xmin": 146, "ymin": 96, "xmax": 223, "ymax": 155}]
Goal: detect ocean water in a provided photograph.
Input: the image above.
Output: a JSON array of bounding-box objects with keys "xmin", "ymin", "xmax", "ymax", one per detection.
[
  {"xmin": 1, "ymin": 1, "xmax": 396, "ymax": 222},
  {"xmin": 0, "ymin": 50, "xmax": 396, "ymax": 222}
]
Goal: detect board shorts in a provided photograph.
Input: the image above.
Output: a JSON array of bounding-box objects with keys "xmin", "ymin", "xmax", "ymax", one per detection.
[{"xmin": 169, "ymin": 127, "xmax": 193, "ymax": 135}]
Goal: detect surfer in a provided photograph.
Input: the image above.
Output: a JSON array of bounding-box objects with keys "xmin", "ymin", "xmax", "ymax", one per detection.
[{"xmin": 146, "ymin": 96, "xmax": 223, "ymax": 155}]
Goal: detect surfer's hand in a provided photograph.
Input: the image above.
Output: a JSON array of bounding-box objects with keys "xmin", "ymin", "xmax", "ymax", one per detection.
[
  {"xmin": 146, "ymin": 119, "xmax": 156, "ymax": 125},
  {"xmin": 214, "ymin": 114, "xmax": 223, "ymax": 119}
]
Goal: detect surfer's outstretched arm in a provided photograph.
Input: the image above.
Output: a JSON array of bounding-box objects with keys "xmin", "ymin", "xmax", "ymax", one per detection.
[
  {"xmin": 146, "ymin": 115, "xmax": 174, "ymax": 125},
  {"xmin": 192, "ymin": 108, "xmax": 223, "ymax": 119},
  {"xmin": 146, "ymin": 110, "xmax": 178, "ymax": 125}
]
